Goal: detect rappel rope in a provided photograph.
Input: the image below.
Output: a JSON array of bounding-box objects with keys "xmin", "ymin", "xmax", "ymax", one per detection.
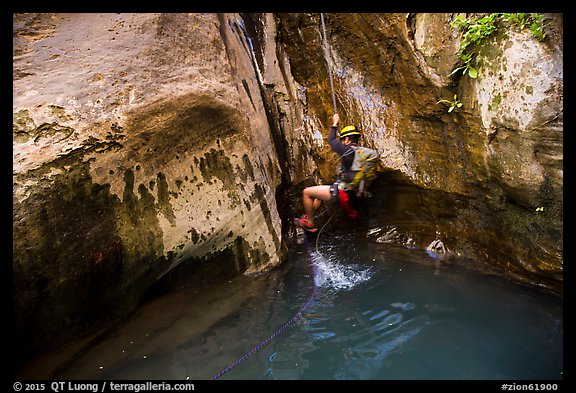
[
  {"xmin": 210, "ymin": 229, "xmax": 320, "ymax": 380},
  {"xmin": 210, "ymin": 13, "xmax": 338, "ymax": 381},
  {"xmin": 316, "ymin": 207, "xmax": 337, "ymax": 253},
  {"xmin": 321, "ymin": 13, "xmax": 337, "ymax": 115},
  {"xmin": 210, "ymin": 14, "xmax": 337, "ymax": 380},
  {"xmin": 210, "ymin": 207, "xmax": 341, "ymax": 379},
  {"xmin": 210, "ymin": 218, "xmax": 336, "ymax": 380}
]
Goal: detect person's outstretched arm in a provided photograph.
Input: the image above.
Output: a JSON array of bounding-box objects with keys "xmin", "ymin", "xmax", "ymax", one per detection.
[{"xmin": 328, "ymin": 114, "xmax": 348, "ymax": 156}]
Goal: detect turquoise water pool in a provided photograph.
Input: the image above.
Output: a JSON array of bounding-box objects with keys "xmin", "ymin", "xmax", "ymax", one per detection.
[{"xmin": 16, "ymin": 229, "xmax": 563, "ymax": 381}]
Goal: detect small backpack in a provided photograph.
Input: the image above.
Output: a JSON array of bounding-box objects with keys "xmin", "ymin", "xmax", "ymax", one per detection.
[{"xmin": 341, "ymin": 146, "xmax": 382, "ymax": 197}]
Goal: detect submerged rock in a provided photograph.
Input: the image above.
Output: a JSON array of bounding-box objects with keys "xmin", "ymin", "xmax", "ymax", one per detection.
[{"xmin": 426, "ymin": 239, "xmax": 448, "ymax": 255}]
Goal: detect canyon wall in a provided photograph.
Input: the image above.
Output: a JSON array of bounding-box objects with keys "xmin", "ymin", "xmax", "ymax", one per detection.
[{"xmin": 13, "ymin": 13, "xmax": 296, "ymax": 359}]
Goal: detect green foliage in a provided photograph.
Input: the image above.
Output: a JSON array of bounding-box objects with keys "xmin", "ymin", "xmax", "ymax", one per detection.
[
  {"xmin": 437, "ymin": 94, "xmax": 463, "ymax": 113},
  {"xmin": 501, "ymin": 13, "xmax": 531, "ymax": 29},
  {"xmin": 528, "ymin": 13, "xmax": 547, "ymax": 41},
  {"xmin": 450, "ymin": 13, "xmax": 547, "ymax": 79},
  {"xmin": 452, "ymin": 13, "xmax": 499, "ymax": 56},
  {"xmin": 449, "ymin": 52, "xmax": 478, "ymax": 79},
  {"xmin": 501, "ymin": 13, "xmax": 547, "ymax": 41}
]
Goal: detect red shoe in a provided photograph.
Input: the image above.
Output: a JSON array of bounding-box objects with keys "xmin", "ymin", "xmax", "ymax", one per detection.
[{"xmin": 295, "ymin": 215, "xmax": 318, "ymax": 232}]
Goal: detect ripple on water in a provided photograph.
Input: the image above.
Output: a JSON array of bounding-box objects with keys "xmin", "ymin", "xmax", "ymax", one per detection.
[
  {"xmin": 368, "ymin": 309, "xmax": 390, "ymax": 321},
  {"xmin": 335, "ymin": 315, "xmax": 431, "ymax": 380}
]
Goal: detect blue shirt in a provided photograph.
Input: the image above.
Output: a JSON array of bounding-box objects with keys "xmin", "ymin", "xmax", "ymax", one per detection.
[{"xmin": 328, "ymin": 126, "xmax": 357, "ymax": 176}]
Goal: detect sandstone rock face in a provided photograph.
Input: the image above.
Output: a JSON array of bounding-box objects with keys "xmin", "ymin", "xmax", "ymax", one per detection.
[{"xmin": 13, "ymin": 13, "xmax": 291, "ymax": 357}]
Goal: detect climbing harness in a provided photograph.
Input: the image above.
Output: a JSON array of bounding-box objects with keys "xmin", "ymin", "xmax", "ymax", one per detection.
[{"xmin": 321, "ymin": 13, "xmax": 337, "ymax": 114}]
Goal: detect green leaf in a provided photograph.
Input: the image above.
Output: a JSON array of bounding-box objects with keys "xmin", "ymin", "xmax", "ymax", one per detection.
[
  {"xmin": 468, "ymin": 67, "xmax": 478, "ymax": 79},
  {"xmin": 448, "ymin": 106, "xmax": 454, "ymax": 113},
  {"xmin": 449, "ymin": 67, "xmax": 464, "ymax": 77}
]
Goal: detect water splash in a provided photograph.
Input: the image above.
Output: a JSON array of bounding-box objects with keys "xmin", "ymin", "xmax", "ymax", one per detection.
[{"xmin": 311, "ymin": 252, "xmax": 373, "ymax": 291}]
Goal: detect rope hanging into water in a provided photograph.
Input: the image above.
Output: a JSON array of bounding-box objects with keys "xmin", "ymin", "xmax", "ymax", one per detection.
[
  {"xmin": 210, "ymin": 14, "xmax": 338, "ymax": 381},
  {"xmin": 210, "ymin": 232, "xmax": 319, "ymax": 380},
  {"xmin": 316, "ymin": 207, "xmax": 337, "ymax": 253},
  {"xmin": 210, "ymin": 208, "xmax": 336, "ymax": 379},
  {"xmin": 320, "ymin": 13, "xmax": 337, "ymax": 114}
]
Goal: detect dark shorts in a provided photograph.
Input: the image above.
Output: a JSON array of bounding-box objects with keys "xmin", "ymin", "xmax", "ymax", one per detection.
[
  {"xmin": 329, "ymin": 181, "xmax": 341, "ymax": 203},
  {"xmin": 330, "ymin": 181, "xmax": 359, "ymax": 220}
]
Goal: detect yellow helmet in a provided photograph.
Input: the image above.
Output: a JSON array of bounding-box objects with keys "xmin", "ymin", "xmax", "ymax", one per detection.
[{"xmin": 339, "ymin": 125, "xmax": 361, "ymax": 140}]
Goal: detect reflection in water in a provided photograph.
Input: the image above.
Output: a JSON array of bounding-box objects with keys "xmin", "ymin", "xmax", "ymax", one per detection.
[
  {"xmin": 15, "ymin": 234, "xmax": 563, "ymax": 381},
  {"xmin": 336, "ymin": 316, "xmax": 429, "ymax": 380}
]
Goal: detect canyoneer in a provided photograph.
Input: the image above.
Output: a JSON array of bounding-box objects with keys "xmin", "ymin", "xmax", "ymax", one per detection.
[{"xmin": 295, "ymin": 113, "xmax": 381, "ymax": 232}]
